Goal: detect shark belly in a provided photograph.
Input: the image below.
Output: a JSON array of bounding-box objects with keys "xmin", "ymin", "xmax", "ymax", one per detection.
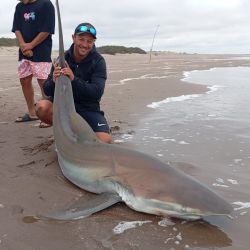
[{"xmin": 58, "ymin": 151, "xmax": 210, "ymax": 220}]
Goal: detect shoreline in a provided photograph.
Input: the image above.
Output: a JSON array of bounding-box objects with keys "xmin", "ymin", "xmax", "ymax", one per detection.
[
  {"xmin": 102, "ymin": 53, "xmax": 250, "ymax": 135},
  {"xmin": 1, "ymin": 49, "xmax": 250, "ymax": 249}
]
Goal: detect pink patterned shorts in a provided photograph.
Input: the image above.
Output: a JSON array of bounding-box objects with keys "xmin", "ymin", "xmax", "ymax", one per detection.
[{"xmin": 18, "ymin": 59, "xmax": 52, "ymax": 79}]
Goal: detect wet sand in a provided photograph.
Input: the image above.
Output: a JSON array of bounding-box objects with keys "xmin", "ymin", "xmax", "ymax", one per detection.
[{"xmin": 0, "ymin": 47, "xmax": 250, "ymax": 249}]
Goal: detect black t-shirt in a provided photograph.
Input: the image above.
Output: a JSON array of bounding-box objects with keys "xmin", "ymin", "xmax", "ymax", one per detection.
[{"xmin": 12, "ymin": 0, "xmax": 55, "ymax": 62}]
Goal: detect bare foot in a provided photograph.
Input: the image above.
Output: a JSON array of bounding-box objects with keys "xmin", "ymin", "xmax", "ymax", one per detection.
[{"xmin": 39, "ymin": 122, "xmax": 52, "ymax": 128}]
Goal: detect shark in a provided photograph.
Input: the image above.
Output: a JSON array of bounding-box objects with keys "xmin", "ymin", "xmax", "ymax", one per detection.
[{"xmin": 47, "ymin": 0, "xmax": 233, "ymax": 220}]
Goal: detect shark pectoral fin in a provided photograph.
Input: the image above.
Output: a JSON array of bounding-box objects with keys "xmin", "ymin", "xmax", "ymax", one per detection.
[{"xmin": 41, "ymin": 193, "xmax": 122, "ymax": 221}]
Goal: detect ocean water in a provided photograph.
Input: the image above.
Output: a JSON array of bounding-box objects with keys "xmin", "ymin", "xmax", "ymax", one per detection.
[
  {"xmin": 133, "ymin": 67, "xmax": 250, "ymax": 167},
  {"xmin": 129, "ymin": 66, "xmax": 250, "ymax": 249}
]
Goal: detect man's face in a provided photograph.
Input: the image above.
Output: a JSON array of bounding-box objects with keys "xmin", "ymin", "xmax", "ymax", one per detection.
[{"xmin": 72, "ymin": 33, "xmax": 95, "ymax": 59}]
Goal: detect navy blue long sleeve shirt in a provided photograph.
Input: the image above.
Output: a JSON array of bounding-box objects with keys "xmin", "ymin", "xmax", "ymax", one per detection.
[{"xmin": 44, "ymin": 44, "xmax": 107, "ymax": 112}]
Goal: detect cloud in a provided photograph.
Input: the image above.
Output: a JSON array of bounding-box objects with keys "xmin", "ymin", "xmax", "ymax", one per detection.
[{"xmin": 1, "ymin": 0, "xmax": 249, "ymax": 53}]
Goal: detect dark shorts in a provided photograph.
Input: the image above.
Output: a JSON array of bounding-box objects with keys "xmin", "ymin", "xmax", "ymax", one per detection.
[
  {"xmin": 78, "ymin": 110, "xmax": 110, "ymax": 133},
  {"xmin": 47, "ymin": 97, "xmax": 110, "ymax": 133}
]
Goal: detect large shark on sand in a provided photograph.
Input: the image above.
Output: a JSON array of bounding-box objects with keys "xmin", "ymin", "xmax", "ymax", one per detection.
[{"xmin": 49, "ymin": 0, "xmax": 233, "ymax": 220}]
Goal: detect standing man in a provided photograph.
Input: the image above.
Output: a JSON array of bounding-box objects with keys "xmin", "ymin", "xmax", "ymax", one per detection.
[
  {"xmin": 12, "ymin": 0, "xmax": 55, "ymax": 122},
  {"xmin": 35, "ymin": 23, "xmax": 112, "ymax": 143}
]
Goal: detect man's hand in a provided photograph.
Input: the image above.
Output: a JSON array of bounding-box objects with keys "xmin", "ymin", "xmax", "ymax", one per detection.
[
  {"xmin": 53, "ymin": 61, "xmax": 74, "ymax": 82},
  {"xmin": 22, "ymin": 49, "xmax": 33, "ymax": 57},
  {"xmin": 60, "ymin": 61, "xmax": 74, "ymax": 81},
  {"xmin": 20, "ymin": 42, "xmax": 34, "ymax": 53},
  {"xmin": 20, "ymin": 42, "xmax": 34, "ymax": 57},
  {"xmin": 52, "ymin": 64, "xmax": 62, "ymax": 82}
]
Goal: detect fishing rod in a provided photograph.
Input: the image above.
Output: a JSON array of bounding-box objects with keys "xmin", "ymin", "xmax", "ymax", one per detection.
[{"xmin": 149, "ymin": 24, "xmax": 160, "ymax": 63}]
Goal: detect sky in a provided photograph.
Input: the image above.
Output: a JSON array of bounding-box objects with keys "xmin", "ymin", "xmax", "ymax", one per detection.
[{"xmin": 1, "ymin": 0, "xmax": 249, "ymax": 54}]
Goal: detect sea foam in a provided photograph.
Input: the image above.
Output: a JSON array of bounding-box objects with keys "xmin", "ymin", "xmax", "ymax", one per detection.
[{"xmin": 113, "ymin": 220, "xmax": 151, "ymax": 234}]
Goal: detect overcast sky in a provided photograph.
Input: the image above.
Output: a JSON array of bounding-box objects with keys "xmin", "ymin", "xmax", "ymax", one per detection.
[{"xmin": 1, "ymin": 0, "xmax": 249, "ymax": 53}]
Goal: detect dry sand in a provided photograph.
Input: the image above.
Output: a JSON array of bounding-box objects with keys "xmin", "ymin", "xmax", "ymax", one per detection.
[{"xmin": 0, "ymin": 47, "xmax": 249, "ymax": 249}]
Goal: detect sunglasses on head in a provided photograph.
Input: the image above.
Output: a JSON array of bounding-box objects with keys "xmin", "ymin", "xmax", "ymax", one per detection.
[{"xmin": 77, "ymin": 25, "xmax": 96, "ymax": 37}]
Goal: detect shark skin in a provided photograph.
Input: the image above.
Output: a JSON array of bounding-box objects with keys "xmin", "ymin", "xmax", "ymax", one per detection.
[
  {"xmin": 50, "ymin": 0, "xmax": 233, "ymax": 220},
  {"xmin": 52, "ymin": 74, "xmax": 232, "ymax": 220}
]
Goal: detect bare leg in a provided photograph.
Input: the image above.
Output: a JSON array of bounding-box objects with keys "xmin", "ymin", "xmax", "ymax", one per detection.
[
  {"xmin": 95, "ymin": 132, "xmax": 112, "ymax": 144},
  {"xmin": 19, "ymin": 75, "xmax": 37, "ymax": 118},
  {"xmin": 37, "ymin": 78, "xmax": 48, "ymax": 99},
  {"xmin": 35, "ymin": 99, "xmax": 53, "ymax": 125}
]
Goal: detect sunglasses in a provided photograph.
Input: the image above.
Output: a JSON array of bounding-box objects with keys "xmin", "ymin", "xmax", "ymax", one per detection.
[{"xmin": 77, "ymin": 25, "xmax": 96, "ymax": 37}]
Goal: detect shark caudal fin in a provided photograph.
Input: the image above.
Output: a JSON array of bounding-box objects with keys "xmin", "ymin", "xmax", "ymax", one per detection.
[
  {"xmin": 54, "ymin": 0, "xmax": 98, "ymax": 143},
  {"xmin": 55, "ymin": 0, "xmax": 66, "ymax": 68}
]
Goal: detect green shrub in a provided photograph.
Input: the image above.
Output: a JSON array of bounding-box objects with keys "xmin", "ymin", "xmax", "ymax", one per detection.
[
  {"xmin": 0, "ymin": 37, "xmax": 18, "ymax": 46},
  {"xmin": 97, "ymin": 45, "xmax": 146, "ymax": 55}
]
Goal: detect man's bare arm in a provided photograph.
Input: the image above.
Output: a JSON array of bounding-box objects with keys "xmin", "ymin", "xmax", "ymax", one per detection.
[
  {"xmin": 21, "ymin": 32, "xmax": 50, "ymax": 52},
  {"xmin": 15, "ymin": 30, "xmax": 25, "ymax": 46},
  {"xmin": 15, "ymin": 30, "xmax": 33, "ymax": 57}
]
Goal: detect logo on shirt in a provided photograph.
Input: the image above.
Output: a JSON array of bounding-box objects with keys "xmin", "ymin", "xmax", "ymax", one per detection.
[{"xmin": 24, "ymin": 12, "xmax": 35, "ymax": 21}]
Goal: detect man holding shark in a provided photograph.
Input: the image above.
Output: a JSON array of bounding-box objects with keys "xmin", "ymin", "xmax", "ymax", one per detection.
[
  {"xmin": 35, "ymin": 23, "xmax": 112, "ymax": 143},
  {"xmin": 35, "ymin": 0, "xmax": 233, "ymax": 221}
]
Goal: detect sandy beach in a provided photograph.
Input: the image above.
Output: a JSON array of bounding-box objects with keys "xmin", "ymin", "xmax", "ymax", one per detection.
[{"xmin": 1, "ymin": 46, "xmax": 250, "ymax": 249}]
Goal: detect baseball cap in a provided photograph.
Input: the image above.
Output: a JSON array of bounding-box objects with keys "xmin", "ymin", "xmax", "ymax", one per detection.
[{"xmin": 74, "ymin": 23, "xmax": 97, "ymax": 39}]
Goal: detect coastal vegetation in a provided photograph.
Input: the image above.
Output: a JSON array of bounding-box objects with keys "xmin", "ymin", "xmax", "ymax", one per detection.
[
  {"xmin": 0, "ymin": 37, "xmax": 18, "ymax": 46},
  {"xmin": 97, "ymin": 45, "xmax": 146, "ymax": 55},
  {"xmin": 0, "ymin": 38, "xmax": 146, "ymax": 55}
]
